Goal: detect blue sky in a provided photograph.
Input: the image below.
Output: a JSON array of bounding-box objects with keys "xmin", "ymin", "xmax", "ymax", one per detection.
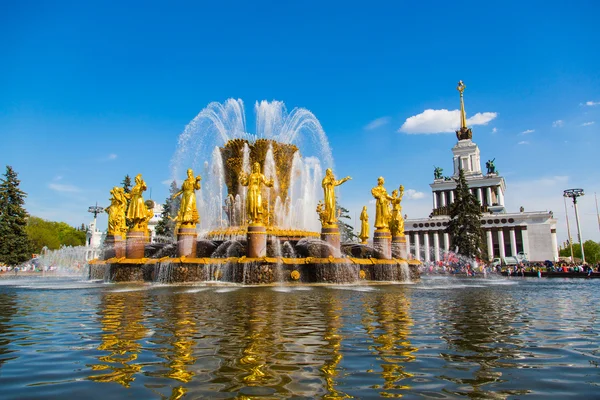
[{"xmin": 1, "ymin": 1, "xmax": 599, "ymax": 243}]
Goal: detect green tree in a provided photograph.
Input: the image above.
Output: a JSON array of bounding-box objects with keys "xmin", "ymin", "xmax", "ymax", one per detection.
[
  {"xmin": 0, "ymin": 166, "xmax": 32, "ymax": 265},
  {"xmin": 445, "ymin": 168, "xmax": 483, "ymax": 260},
  {"xmin": 155, "ymin": 180, "xmax": 180, "ymax": 237},
  {"xmin": 26, "ymin": 216, "xmax": 87, "ymax": 253},
  {"xmin": 121, "ymin": 174, "xmax": 133, "ymax": 229},
  {"xmin": 337, "ymin": 205, "xmax": 357, "ymax": 242},
  {"xmin": 26, "ymin": 217, "xmax": 61, "ymax": 252},
  {"xmin": 560, "ymin": 240, "xmax": 600, "ymax": 264}
]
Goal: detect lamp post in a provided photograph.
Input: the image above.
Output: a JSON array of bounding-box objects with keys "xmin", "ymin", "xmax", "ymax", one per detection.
[
  {"xmin": 87, "ymin": 203, "xmax": 105, "ymax": 232},
  {"xmin": 563, "ymin": 195, "xmax": 574, "ymax": 262},
  {"xmin": 563, "ymin": 189, "xmax": 585, "ymax": 264}
]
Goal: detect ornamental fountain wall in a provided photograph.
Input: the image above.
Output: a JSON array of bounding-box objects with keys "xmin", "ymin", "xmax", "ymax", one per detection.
[{"xmin": 88, "ymin": 99, "xmax": 420, "ymax": 284}]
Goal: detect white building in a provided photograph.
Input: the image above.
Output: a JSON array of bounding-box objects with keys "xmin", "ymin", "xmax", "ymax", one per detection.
[{"xmin": 404, "ymin": 82, "xmax": 558, "ymax": 263}]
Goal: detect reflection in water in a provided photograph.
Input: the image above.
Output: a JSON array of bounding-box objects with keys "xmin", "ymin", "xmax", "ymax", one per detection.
[
  {"xmin": 0, "ymin": 293, "xmax": 18, "ymax": 368},
  {"xmin": 88, "ymin": 291, "xmax": 148, "ymax": 387},
  {"xmin": 149, "ymin": 294, "xmax": 197, "ymax": 399},
  {"xmin": 0, "ymin": 280, "xmax": 583, "ymax": 398},
  {"xmin": 319, "ymin": 293, "xmax": 349, "ymax": 399},
  {"xmin": 362, "ymin": 290, "xmax": 417, "ymax": 397},
  {"xmin": 438, "ymin": 288, "xmax": 530, "ymax": 398}
]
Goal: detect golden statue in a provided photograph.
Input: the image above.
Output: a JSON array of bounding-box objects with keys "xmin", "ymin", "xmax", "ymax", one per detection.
[
  {"xmin": 371, "ymin": 177, "xmax": 394, "ymax": 230},
  {"xmin": 359, "ymin": 206, "xmax": 369, "ymax": 244},
  {"xmin": 389, "ymin": 185, "xmax": 405, "ymax": 237},
  {"xmin": 126, "ymin": 174, "xmax": 150, "ymax": 231},
  {"xmin": 138, "ymin": 201, "xmax": 155, "ymax": 236},
  {"xmin": 321, "ymin": 168, "xmax": 351, "ymax": 227},
  {"xmin": 239, "ymin": 162, "xmax": 274, "ymax": 225},
  {"xmin": 172, "ymin": 169, "xmax": 201, "ymax": 228},
  {"xmin": 316, "ymin": 200, "xmax": 327, "ymax": 225},
  {"xmin": 106, "ymin": 187, "xmax": 128, "ymax": 237}
]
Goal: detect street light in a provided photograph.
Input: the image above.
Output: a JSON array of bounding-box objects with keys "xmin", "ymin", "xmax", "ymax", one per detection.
[
  {"xmin": 563, "ymin": 189, "xmax": 585, "ymax": 264},
  {"xmin": 88, "ymin": 202, "xmax": 105, "ymax": 232}
]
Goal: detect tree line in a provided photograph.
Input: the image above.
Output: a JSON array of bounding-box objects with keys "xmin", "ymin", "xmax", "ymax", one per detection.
[{"xmin": 0, "ymin": 166, "xmax": 86, "ymax": 265}]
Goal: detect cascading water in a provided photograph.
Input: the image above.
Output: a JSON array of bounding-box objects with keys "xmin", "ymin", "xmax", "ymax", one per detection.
[{"xmin": 170, "ymin": 99, "xmax": 334, "ymax": 235}]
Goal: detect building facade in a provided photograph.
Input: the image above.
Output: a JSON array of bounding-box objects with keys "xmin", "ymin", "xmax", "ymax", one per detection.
[{"xmin": 404, "ymin": 82, "xmax": 558, "ymax": 263}]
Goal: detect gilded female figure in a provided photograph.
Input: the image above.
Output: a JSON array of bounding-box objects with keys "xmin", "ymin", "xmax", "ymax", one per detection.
[
  {"xmin": 321, "ymin": 168, "xmax": 351, "ymax": 227},
  {"xmin": 172, "ymin": 169, "xmax": 201, "ymax": 227},
  {"xmin": 239, "ymin": 162, "xmax": 273, "ymax": 225},
  {"xmin": 371, "ymin": 177, "xmax": 394, "ymax": 230},
  {"xmin": 126, "ymin": 174, "xmax": 149, "ymax": 230},
  {"xmin": 389, "ymin": 185, "xmax": 405, "ymax": 237},
  {"xmin": 106, "ymin": 187, "xmax": 128, "ymax": 237},
  {"xmin": 359, "ymin": 206, "xmax": 369, "ymax": 244}
]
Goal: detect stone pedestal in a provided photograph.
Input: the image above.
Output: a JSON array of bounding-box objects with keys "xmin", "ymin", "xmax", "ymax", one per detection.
[
  {"xmin": 392, "ymin": 235, "xmax": 408, "ymax": 259},
  {"xmin": 177, "ymin": 226, "xmax": 198, "ymax": 258},
  {"xmin": 321, "ymin": 226, "xmax": 341, "ymax": 257},
  {"xmin": 103, "ymin": 234, "xmax": 125, "ymax": 259},
  {"xmin": 126, "ymin": 231, "xmax": 146, "ymax": 259},
  {"xmin": 247, "ymin": 224, "xmax": 267, "ymax": 258},
  {"xmin": 373, "ymin": 228, "xmax": 392, "ymax": 260}
]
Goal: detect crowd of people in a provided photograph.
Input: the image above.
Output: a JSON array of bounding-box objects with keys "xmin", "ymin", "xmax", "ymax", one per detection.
[{"xmin": 418, "ymin": 259, "xmax": 600, "ymax": 277}]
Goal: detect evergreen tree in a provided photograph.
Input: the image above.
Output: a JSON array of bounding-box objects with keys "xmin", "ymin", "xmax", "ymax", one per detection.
[
  {"xmin": 121, "ymin": 174, "xmax": 133, "ymax": 229},
  {"xmin": 121, "ymin": 174, "xmax": 132, "ymax": 194},
  {"xmin": 155, "ymin": 181, "xmax": 180, "ymax": 237},
  {"xmin": 0, "ymin": 166, "xmax": 32, "ymax": 265},
  {"xmin": 445, "ymin": 168, "xmax": 483, "ymax": 260},
  {"xmin": 337, "ymin": 205, "xmax": 357, "ymax": 242}
]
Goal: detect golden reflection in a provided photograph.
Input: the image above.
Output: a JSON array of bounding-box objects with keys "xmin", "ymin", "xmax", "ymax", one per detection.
[
  {"xmin": 320, "ymin": 293, "xmax": 351, "ymax": 399},
  {"xmin": 361, "ymin": 290, "xmax": 417, "ymax": 397},
  {"xmin": 88, "ymin": 292, "xmax": 148, "ymax": 387},
  {"xmin": 158, "ymin": 294, "xmax": 198, "ymax": 399}
]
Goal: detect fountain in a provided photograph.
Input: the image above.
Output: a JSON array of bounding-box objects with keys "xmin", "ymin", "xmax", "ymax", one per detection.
[{"xmin": 87, "ymin": 100, "xmax": 420, "ymax": 284}]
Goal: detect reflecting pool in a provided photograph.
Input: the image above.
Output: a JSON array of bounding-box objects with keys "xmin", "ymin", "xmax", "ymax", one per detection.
[{"xmin": 0, "ymin": 276, "xmax": 598, "ymax": 399}]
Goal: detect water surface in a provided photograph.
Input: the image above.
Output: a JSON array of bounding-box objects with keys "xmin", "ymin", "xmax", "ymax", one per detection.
[{"xmin": 0, "ymin": 276, "xmax": 598, "ymax": 399}]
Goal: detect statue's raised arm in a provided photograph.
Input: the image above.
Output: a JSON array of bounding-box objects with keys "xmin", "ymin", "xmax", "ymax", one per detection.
[{"xmin": 321, "ymin": 168, "xmax": 351, "ymax": 227}]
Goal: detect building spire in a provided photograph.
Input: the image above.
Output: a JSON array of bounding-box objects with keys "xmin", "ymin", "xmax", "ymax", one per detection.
[
  {"xmin": 457, "ymin": 80, "xmax": 467, "ymax": 129},
  {"xmin": 455, "ymin": 80, "xmax": 472, "ymax": 141}
]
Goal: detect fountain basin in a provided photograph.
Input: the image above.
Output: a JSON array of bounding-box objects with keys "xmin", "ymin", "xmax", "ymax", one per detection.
[{"xmin": 87, "ymin": 257, "xmax": 420, "ymax": 284}]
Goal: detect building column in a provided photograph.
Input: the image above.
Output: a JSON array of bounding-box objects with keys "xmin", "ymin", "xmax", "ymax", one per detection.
[
  {"xmin": 433, "ymin": 232, "xmax": 440, "ymax": 262},
  {"xmin": 406, "ymin": 233, "xmax": 411, "ymax": 259},
  {"xmin": 521, "ymin": 227, "xmax": 530, "ymax": 259},
  {"xmin": 509, "ymin": 228, "xmax": 517, "ymax": 257},
  {"xmin": 486, "ymin": 229, "xmax": 494, "ymax": 261},
  {"xmin": 443, "ymin": 232, "xmax": 450, "ymax": 251},
  {"xmin": 440, "ymin": 191, "xmax": 446, "ymax": 207},
  {"xmin": 449, "ymin": 190, "xmax": 455, "ymax": 204},
  {"xmin": 486, "ymin": 187, "xmax": 492, "ymax": 206},
  {"xmin": 498, "ymin": 229, "xmax": 506, "ymax": 259},
  {"xmin": 414, "ymin": 233, "xmax": 421, "ymax": 261},
  {"xmin": 477, "ymin": 188, "xmax": 482, "ymax": 203},
  {"xmin": 551, "ymin": 228, "xmax": 558, "ymax": 261},
  {"xmin": 498, "ymin": 187, "xmax": 504, "ymax": 207},
  {"xmin": 433, "ymin": 191, "xmax": 438, "ymax": 209},
  {"xmin": 423, "ymin": 232, "xmax": 430, "ymax": 263}
]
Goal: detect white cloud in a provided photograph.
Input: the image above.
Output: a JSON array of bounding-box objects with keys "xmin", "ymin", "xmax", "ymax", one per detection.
[
  {"xmin": 108, "ymin": 153, "xmax": 117, "ymax": 160},
  {"xmin": 364, "ymin": 116, "xmax": 391, "ymax": 130},
  {"xmin": 584, "ymin": 101, "xmax": 600, "ymax": 106},
  {"xmin": 399, "ymin": 109, "xmax": 497, "ymax": 134},
  {"xmin": 48, "ymin": 183, "xmax": 81, "ymax": 193},
  {"xmin": 405, "ymin": 189, "xmax": 426, "ymax": 200},
  {"xmin": 521, "ymin": 129, "xmax": 535, "ymax": 135},
  {"xmin": 581, "ymin": 121, "xmax": 595, "ymax": 126},
  {"xmin": 492, "ymin": 127, "xmax": 498, "ymax": 134},
  {"xmin": 552, "ymin": 120, "xmax": 564, "ymax": 128},
  {"xmin": 368, "ymin": 199, "xmax": 376, "ymax": 205},
  {"xmin": 518, "ymin": 141, "xmax": 529, "ymax": 145}
]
